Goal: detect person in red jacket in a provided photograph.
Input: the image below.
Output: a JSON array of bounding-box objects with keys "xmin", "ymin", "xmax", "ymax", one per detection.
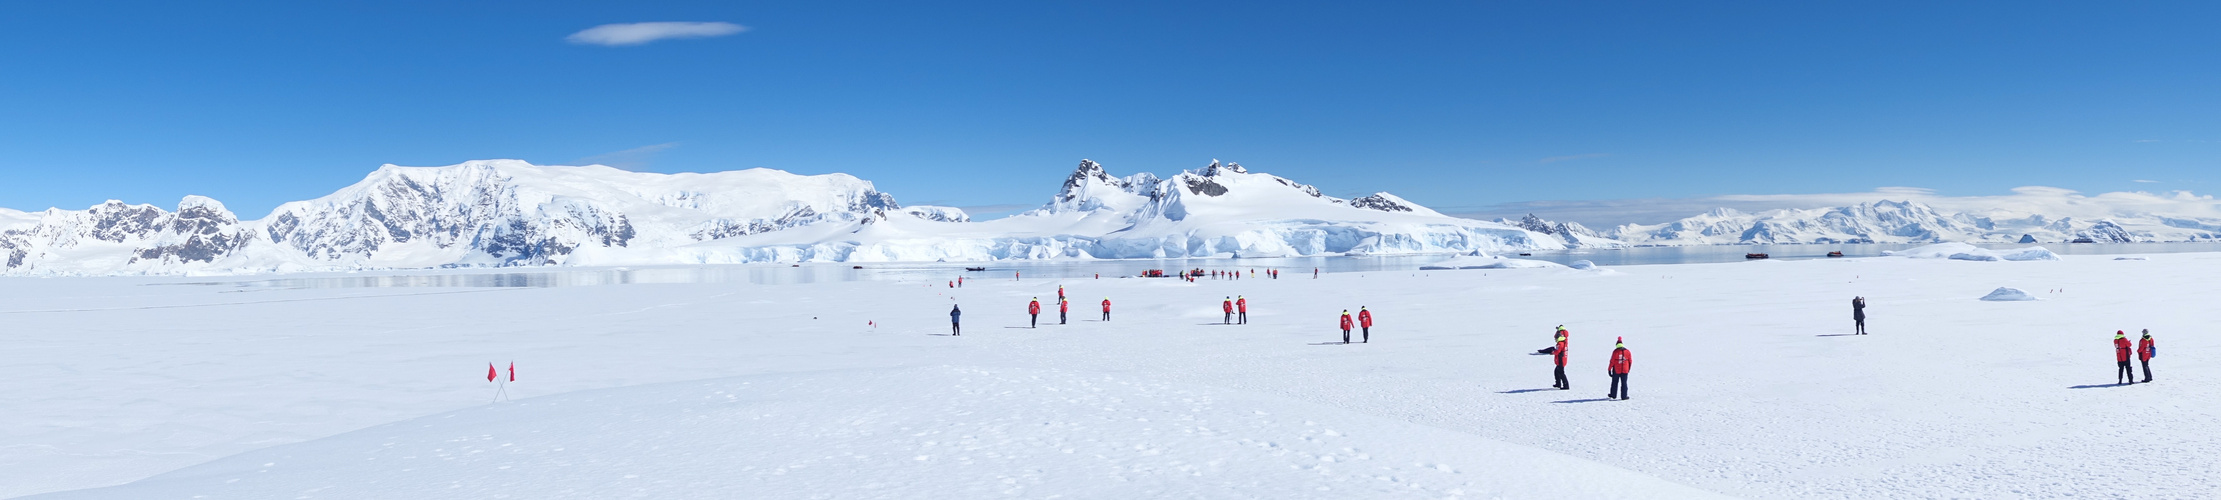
[
  {"xmin": 1236, "ymin": 296, "xmax": 1248, "ymax": 324},
  {"xmin": 1607, "ymin": 337, "xmax": 1632, "ymax": 400},
  {"xmin": 1222, "ymin": 297, "xmax": 1234, "ymax": 324},
  {"xmin": 1058, "ymin": 298, "xmax": 1069, "ymax": 325},
  {"xmin": 1357, "ymin": 307, "xmax": 1373, "ymax": 343},
  {"xmin": 1028, "ymin": 297, "xmax": 1041, "ymax": 329},
  {"xmin": 1058, "ymin": 285, "xmax": 1066, "ymax": 301},
  {"xmin": 1100, "ymin": 297, "xmax": 1112, "ymax": 321},
  {"xmin": 1339, "ymin": 310, "xmax": 1354, "ymax": 344},
  {"xmin": 2138, "ymin": 329, "xmax": 2157, "ymax": 383},
  {"xmin": 2114, "ymin": 330, "xmax": 2136, "ymax": 384},
  {"xmin": 1552, "ymin": 330, "xmax": 1571, "ymax": 390}
]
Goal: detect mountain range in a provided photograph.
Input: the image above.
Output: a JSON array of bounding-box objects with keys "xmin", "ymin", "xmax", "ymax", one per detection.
[
  {"xmin": 0, "ymin": 159, "xmax": 1567, "ymax": 275},
  {"xmin": 1501, "ymin": 199, "xmax": 2221, "ymax": 246},
  {"xmin": 5, "ymin": 159, "xmax": 2217, "ymax": 275}
]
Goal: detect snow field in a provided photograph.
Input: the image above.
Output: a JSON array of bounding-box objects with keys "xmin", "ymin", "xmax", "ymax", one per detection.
[
  {"xmin": 33, "ymin": 366, "xmax": 1717, "ymax": 499},
  {"xmin": 6, "ymin": 253, "xmax": 2219, "ymax": 498}
]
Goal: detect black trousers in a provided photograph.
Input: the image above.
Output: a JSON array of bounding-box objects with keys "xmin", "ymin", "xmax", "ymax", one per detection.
[
  {"xmin": 1362, "ymin": 327, "xmax": 1369, "ymax": 343},
  {"xmin": 2118, "ymin": 360, "xmax": 2135, "ymax": 382},
  {"xmin": 1102, "ymin": 311, "xmax": 1109, "ymax": 321},
  {"xmin": 1342, "ymin": 328, "xmax": 1350, "ymax": 343},
  {"xmin": 1554, "ymin": 365, "xmax": 1569, "ymax": 389},
  {"xmin": 2141, "ymin": 359, "xmax": 2153, "ymax": 381},
  {"xmin": 1225, "ymin": 312, "xmax": 1232, "ymax": 323},
  {"xmin": 1854, "ymin": 318, "xmax": 1865, "ymax": 334},
  {"xmin": 1238, "ymin": 312, "xmax": 1247, "ymax": 324},
  {"xmin": 1030, "ymin": 314, "xmax": 1038, "ymax": 328},
  {"xmin": 952, "ymin": 323, "xmax": 960, "ymax": 335},
  {"xmin": 1609, "ymin": 373, "xmax": 1628, "ymax": 398},
  {"xmin": 1060, "ymin": 311, "xmax": 1066, "ymax": 324}
]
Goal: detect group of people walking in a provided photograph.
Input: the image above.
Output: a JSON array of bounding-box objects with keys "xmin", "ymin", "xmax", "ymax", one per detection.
[
  {"xmin": 1336, "ymin": 307, "xmax": 1373, "ymax": 343},
  {"xmin": 1544, "ymin": 326, "xmax": 1634, "ymax": 400},
  {"xmin": 2115, "ymin": 329, "xmax": 2159, "ymax": 384}
]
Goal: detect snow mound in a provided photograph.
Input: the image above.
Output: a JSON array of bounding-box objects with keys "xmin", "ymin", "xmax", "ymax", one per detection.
[
  {"xmin": 1420, "ymin": 255, "xmax": 1568, "ymax": 270},
  {"xmin": 1885, "ymin": 243, "xmax": 2060, "ymax": 261},
  {"xmin": 1569, "ymin": 259, "xmax": 1598, "ymax": 270},
  {"xmin": 1979, "ymin": 287, "xmax": 2039, "ymax": 301},
  {"xmin": 37, "ymin": 366, "xmax": 1721, "ymax": 499},
  {"xmin": 2114, "ymin": 257, "xmax": 2149, "ymax": 261}
]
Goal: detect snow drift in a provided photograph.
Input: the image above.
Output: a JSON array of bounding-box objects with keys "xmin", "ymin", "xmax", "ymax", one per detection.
[{"xmin": 1979, "ymin": 287, "xmax": 2039, "ymax": 301}]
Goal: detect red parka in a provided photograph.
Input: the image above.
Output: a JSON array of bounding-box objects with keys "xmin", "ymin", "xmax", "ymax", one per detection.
[
  {"xmin": 1358, "ymin": 309, "xmax": 1373, "ymax": 328},
  {"xmin": 1223, "ymin": 300, "xmax": 1234, "ymax": 313},
  {"xmin": 2114, "ymin": 336, "xmax": 2133, "ymax": 362},
  {"xmin": 1237, "ymin": 298, "xmax": 1247, "ymax": 313},
  {"xmin": 2139, "ymin": 336, "xmax": 2155, "ymax": 361},
  {"xmin": 1028, "ymin": 300, "xmax": 1041, "ymax": 315},
  {"xmin": 1059, "ymin": 300, "xmax": 1069, "ymax": 313},
  {"xmin": 1101, "ymin": 299, "xmax": 1111, "ymax": 312},
  {"xmin": 1339, "ymin": 313, "xmax": 1353, "ymax": 331},
  {"xmin": 1553, "ymin": 336, "xmax": 1569, "ymax": 367},
  {"xmin": 1609, "ymin": 346, "xmax": 1632, "ymax": 374}
]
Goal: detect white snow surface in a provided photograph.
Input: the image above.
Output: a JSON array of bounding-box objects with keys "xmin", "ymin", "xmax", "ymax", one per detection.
[
  {"xmin": 1418, "ymin": 255, "xmax": 1568, "ymax": 270},
  {"xmin": 8, "ymin": 254, "xmax": 2218, "ymax": 498},
  {"xmin": 0, "ymin": 159, "xmax": 1584, "ymax": 276},
  {"xmin": 1980, "ymin": 287, "xmax": 2039, "ymax": 301},
  {"xmin": 1885, "ymin": 242, "xmax": 2062, "ymax": 261}
]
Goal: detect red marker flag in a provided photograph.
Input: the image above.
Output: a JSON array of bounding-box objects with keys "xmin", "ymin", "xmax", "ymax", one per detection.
[
  {"xmin": 508, "ymin": 362, "xmax": 516, "ymax": 382},
  {"xmin": 486, "ymin": 363, "xmax": 497, "ymax": 382}
]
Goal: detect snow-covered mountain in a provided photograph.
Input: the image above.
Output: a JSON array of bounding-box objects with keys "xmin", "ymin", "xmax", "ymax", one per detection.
[
  {"xmin": 1570, "ymin": 200, "xmax": 2221, "ymax": 245},
  {"xmin": 569, "ymin": 159, "xmax": 1596, "ymax": 265},
  {"xmin": 0, "ymin": 159, "xmax": 1591, "ymax": 275},
  {"xmin": 0, "ymin": 160, "xmax": 963, "ymax": 275}
]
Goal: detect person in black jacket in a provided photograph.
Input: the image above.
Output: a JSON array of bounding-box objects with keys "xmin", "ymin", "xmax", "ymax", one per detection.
[
  {"xmin": 1852, "ymin": 296, "xmax": 1867, "ymax": 335},
  {"xmin": 949, "ymin": 305, "xmax": 961, "ymax": 336}
]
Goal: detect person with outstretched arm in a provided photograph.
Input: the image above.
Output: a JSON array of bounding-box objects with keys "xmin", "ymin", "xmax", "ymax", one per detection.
[
  {"xmin": 1339, "ymin": 310, "xmax": 1354, "ymax": 344},
  {"xmin": 1236, "ymin": 296, "xmax": 1248, "ymax": 325},
  {"xmin": 1552, "ymin": 330, "xmax": 1571, "ymax": 390},
  {"xmin": 2139, "ymin": 329, "xmax": 2157, "ymax": 383},
  {"xmin": 2114, "ymin": 331, "xmax": 2136, "ymax": 384},
  {"xmin": 1028, "ymin": 298, "xmax": 1041, "ymax": 328},
  {"xmin": 1100, "ymin": 297, "xmax": 1111, "ymax": 321},
  {"xmin": 1537, "ymin": 326, "xmax": 1568, "ymax": 355},
  {"xmin": 1853, "ymin": 297, "xmax": 1867, "ymax": 335},
  {"xmin": 950, "ymin": 305, "xmax": 961, "ymax": 336},
  {"xmin": 1607, "ymin": 337, "xmax": 1632, "ymax": 400},
  {"xmin": 1357, "ymin": 307, "xmax": 1373, "ymax": 343}
]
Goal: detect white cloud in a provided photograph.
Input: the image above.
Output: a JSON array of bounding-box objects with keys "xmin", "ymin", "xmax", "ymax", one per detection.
[
  {"xmin": 567, "ymin": 22, "xmax": 747, "ymax": 46},
  {"xmin": 2134, "ymin": 179, "xmax": 2159, "ymax": 183},
  {"xmin": 1449, "ymin": 186, "xmax": 2221, "ymax": 227}
]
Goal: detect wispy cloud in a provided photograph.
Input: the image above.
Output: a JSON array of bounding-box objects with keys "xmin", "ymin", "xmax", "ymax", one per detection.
[
  {"xmin": 2134, "ymin": 179, "xmax": 2160, "ymax": 183},
  {"xmin": 576, "ymin": 142, "xmax": 679, "ymax": 171},
  {"xmin": 567, "ymin": 22, "xmax": 747, "ymax": 46},
  {"xmin": 1537, "ymin": 153, "xmax": 1609, "ymax": 164},
  {"xmin": 1448, "ymin": 186, "xmax": 2221, "ymax": 227}
]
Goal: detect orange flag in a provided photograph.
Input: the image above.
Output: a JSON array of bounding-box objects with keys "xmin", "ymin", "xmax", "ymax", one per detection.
[{"xmin": 486, "ymin": 363, "xmax": 497, "ymax": 382}]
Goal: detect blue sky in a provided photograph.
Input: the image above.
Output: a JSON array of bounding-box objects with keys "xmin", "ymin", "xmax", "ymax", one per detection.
[{"xmin": 1, "ymin": 1, "xmax": 2215, "ymax": 223}]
